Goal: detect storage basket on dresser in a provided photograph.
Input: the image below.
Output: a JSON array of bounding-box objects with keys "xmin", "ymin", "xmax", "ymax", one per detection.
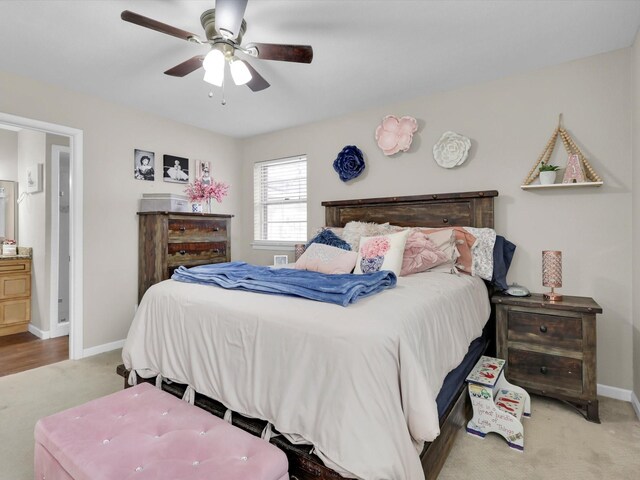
[{"xmin": 138, "ymin": 212, "xmax": 233, "ymax": 302}]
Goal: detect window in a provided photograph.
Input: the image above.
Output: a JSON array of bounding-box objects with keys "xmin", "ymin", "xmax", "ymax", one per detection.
[{"xmin": 254, "ymin": 155, "xmax": 307, "ymax": 244}]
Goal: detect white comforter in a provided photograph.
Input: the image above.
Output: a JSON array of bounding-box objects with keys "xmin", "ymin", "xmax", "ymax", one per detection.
[{"xmin": 123, "ymin": 272, "xmax": 490, "ymax": 480}]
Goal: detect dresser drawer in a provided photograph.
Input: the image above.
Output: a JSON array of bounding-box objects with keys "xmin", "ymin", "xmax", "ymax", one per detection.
[
  {"xmin": 507, "ymin": 349, "xmax": 583, "ymax": 394},
  {"xmin": 0, "ymin": 260, "xmax": 31, "ymax": 274},
  {"xmin": 0, "ymin": 273, "xmax": 31, "ymax": 300},
  {"xmin": 168, "ymin": 218, "xmax": 227, "ymax": 242},
  {"xmin": 0, "ymin": 298, "xmax": 30, "ymax": 325},
  {"xmin": 508, "ymin": 310, "xmax": 582, "ymax": 351},
  {"xmin": 167, "ymin": 242, "xmax": 227, "ymax": 268}
]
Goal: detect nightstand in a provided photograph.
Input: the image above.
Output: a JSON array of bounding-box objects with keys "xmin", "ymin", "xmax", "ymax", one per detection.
[{"xmin": 491, "ymin": 293, "xmax": 602, "ymax": 423}]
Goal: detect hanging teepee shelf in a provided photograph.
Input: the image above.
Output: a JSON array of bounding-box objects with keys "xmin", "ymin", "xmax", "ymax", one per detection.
[{"xmin": 521, "ymin": 114, "xmax": 603, "ymax": 190}]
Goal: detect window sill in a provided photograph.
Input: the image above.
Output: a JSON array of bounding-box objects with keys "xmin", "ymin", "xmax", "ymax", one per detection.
[{"xmin": 251, "ymin": 242, "xmax": 300, "ymax": 252}]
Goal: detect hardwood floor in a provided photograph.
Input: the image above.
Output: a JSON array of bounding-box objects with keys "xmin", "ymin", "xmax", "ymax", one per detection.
[{"xmin": 0, "ymin": 332, "xmax": 68, "ymax": 377}]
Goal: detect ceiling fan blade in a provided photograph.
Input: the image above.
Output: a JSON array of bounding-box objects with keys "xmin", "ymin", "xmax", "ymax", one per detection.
[
  {"xmin": 244, "ymin": 61, "xmax": 270, "ymax": 92},
  {"xmin": 246, "ymin": 43, "xmax": 313, "ymax": 63},
  {"xmin": 121, "ymin": 10, "xmax": 199, "ymax": 41},
  {"xmin": 214, "ymin": 0, "xmax": 248, "ymax": 39},
  {"xmin": 164, "ymin": 56, "xmax": 205, "ymax": 77}
]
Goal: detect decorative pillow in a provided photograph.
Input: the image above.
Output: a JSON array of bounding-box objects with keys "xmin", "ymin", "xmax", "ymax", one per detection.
[
  {"xmin": 354, "ymin": 229, "xmax": 410, "ymax": 276},
  {"xmin": 422, "ymin": 227, "xmax": 476, "ymax": 275},
  {"xmin": 400, "ymin": 230, "xmax": 450, "ymax": 276},
  {"xmin": 313, "ymin": 226, "xmax": 345, "ymax": 238},
  {"xmin": 464, "ymin": 227, "xmax": 497, "ymax": 281},
  {"xmin": 420, "ymin": 228, "xmax": 459, "ymax": 274},
  {"xmin": 492, "ymin": 235, "xmax": 516, "ymax": 290},
  {"xmin": 342, "ymin": 221, "xmax": 394, "ymax": 252},
  {"xmin": 294, "ymin": 243, "xmax": 358, "ymax": 275},
  {"xmin": 306, "ymin": 229, "xmax": 351, "ymax": 251}
]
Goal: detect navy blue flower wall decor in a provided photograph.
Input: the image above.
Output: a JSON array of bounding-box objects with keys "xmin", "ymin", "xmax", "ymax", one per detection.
[{"xmin": 333, "ymin": 145, "xmax": 365, "ymax": 182}]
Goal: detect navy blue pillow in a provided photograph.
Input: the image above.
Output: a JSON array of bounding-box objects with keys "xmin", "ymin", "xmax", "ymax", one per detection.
[
  {"xmin": 491, "ymin": 235, "xmax": 516, "ymax": 291},
  {"xmin": 306, "ymin": 229, "xmax": 352, "ymax": 251}
]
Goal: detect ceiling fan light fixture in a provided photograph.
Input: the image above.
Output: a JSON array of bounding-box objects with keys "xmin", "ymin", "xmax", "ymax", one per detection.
[
  {"xmin": 230, "ymin": 58, "xmax": 252, "ymax": 86},
  {"xmin": 203, "ymin": 68, "xmax": 224, "ymax": 87},
  {"xmin": 203, "ymin": 48, "xmax": 225, "ymax": 72},
  {"xmin": 202, "ymin": 48, "xmax": 225, "ymax": 86}
]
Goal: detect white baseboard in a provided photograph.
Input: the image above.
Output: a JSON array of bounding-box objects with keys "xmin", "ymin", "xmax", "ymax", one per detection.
[
  {"xmin": 632, "ymin": 392, "xmax": 640, "ymax": 421},
  {"xmin": 597, "ymin": 383, "xmax": 632, "ymax": 402},
  {"xmin": 82, "ymin": 339, "xmax": 125, "ymax": 358},
  {"xmin": 28, "ymin": 324, "xmax": 50, "ymax": 340}
]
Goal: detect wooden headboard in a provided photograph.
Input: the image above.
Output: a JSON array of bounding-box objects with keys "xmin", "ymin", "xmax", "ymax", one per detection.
[{"xmin": 322, "ymin": 190, "xmax": 498, "ymax": 229}]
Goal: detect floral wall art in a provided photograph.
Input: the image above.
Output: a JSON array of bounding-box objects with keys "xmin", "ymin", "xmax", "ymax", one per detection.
[
  {"xmin": 374, "ymin": 115, "xmax": 418, "ymax": 156},
  {"xmin": 333, "ymin": 145, "xmax": 365, "ymax": 182},
  {"xmin": 432, "ymin": 131, "xmax": 471, "ymax": 168}
]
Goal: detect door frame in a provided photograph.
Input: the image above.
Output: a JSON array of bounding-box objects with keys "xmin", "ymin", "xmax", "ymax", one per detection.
[
  {"xmin": 0, "ymin": 112, "xmax": 84, "ymax": 360},
  {"xmin": 50, "ymin": 145, "xmax": 71, "ymax": 338}
]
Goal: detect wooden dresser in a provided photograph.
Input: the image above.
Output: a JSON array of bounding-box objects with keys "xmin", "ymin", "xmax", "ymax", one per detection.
[
  {"xmin": 138, "ymin": 212, "xmax": 233, "ymax": 302},
  {"xmin": 492, "ymin": 292, "xmax": 602, "ymax": 422},
  {"xmin": 0, "ymin": 257, "xmax": 32, "ymax": 336}
]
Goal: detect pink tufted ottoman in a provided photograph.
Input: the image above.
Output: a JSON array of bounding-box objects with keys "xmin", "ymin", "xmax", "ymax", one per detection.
[{"xmin": 34, "ymin": 383, "xmax": 289, "ymax": 480}]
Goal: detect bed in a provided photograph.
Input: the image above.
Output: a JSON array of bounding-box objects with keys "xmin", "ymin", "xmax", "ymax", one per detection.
[{"xmin": 118, "ymin": 190, "xmax": 499, "ymax": 480}]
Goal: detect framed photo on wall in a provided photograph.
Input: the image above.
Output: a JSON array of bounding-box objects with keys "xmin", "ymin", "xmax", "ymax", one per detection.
[
  {"xmin": 197, "ymin": 160, "xmax": 212, "ymax": 185},
  {"xmin": 134, "ymin": 149, "xmax": 155, "ymax": 181},
  {"xmin": 163, "ymin": 154, "xmax": 189, "ymax": 183},
  {"xmin": 26, "ymin": 163, "xmax": 43, "ymax": 193}
]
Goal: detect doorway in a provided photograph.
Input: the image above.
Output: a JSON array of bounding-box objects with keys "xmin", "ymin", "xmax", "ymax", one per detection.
[{"xmin": 0, "ymin": 112, "xmax": 84, "ymax": 360}]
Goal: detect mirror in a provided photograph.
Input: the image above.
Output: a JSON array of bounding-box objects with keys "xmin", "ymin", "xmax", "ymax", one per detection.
[{"xmin": 0, "ymin": 180, "xmax": 17, "ymax": 242}]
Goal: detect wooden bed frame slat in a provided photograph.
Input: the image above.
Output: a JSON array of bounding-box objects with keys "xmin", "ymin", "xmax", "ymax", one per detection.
[{"xmin": 118, "ymin": 190, "xmax": 498, "ymax": 480}]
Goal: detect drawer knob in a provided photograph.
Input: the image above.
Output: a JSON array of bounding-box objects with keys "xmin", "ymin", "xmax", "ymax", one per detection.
[
  {"xmin": 179, "ymin": 227, "xmax": 186, "ymax": 232},
  {"xmin": 540, "ymin": 366, "xmax": 548, "ymax": 375},
  {"xmin": 179, "ymin": 250, "xmax": 187, "ymax": 255},
  {"xmin": 442, "ymin": 218, "xmax": 449, "ymax": 224},
  {"xmin": 539, "ymin": 325, "xmax": 548, "ymax": 333},
  {"xmin": 212, "ymin": 227, "xmax": 220, "ymax": 232},
  {"xmin": 213, "ymin": 249, "xmax": 220, "ymax": 254}
]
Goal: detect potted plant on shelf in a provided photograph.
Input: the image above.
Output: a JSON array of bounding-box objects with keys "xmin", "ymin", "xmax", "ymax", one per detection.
[{"xmin": 539, "ymin": 164, "xmax": 560, "ymax": 185}]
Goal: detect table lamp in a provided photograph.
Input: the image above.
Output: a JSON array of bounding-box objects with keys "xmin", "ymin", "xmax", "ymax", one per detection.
[{"xmin": 542, "ymin": 250, "xmax": 563, "ymax": 302}]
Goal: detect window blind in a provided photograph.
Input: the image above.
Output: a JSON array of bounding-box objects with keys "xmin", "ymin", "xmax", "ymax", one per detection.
[{"xmin": 254, "ymin": 155, "xmax": 307, "ymax": 242}]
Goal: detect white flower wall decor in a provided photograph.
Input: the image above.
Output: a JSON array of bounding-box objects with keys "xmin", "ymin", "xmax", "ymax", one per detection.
[{"xmin": 433, "ymin": 131, "xmax": 471, "ymax": 168}]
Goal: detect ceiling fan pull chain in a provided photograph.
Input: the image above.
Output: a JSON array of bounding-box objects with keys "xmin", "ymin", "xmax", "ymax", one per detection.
[{"xmin": 221, "ymin": 79, "xmax": 227, "ymax": 106}]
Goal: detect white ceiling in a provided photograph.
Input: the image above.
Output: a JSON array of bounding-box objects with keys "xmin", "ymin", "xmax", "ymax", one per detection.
[{"xmin": 0, "ymin": 1, "xmax": 639, "ymax": 138}]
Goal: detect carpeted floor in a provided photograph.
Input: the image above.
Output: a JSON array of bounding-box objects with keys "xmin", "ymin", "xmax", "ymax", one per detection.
[{"xmin": 0, "ymin": 350, "xmax": 639, "ymax": 479}]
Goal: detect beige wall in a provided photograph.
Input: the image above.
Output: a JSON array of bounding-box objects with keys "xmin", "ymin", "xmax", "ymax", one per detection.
[
  {"xmin": 0, "ymin": 70, "xmax": 243, "ymax": 349},
  {"xmin": 242, "ymin": 49, "xmax": 633, "ymax": 390},
  {"xmin": 17, "ymin": 129, "xmax": 47, "ymax": 331},
  {"xmin": 633, "ymin": 30, "xmax": 640, "ymax": 402}
]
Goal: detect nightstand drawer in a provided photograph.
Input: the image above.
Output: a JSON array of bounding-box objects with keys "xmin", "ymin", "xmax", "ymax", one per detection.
[
  {"xmin": 167, "ymin": 242, "xmax": 227, "ymax": 268},
  {"xmin": 508, "ymin": 310, "xmax": 582, "ymax": 351},
  {"xmin": 507, "ymin": 349, "xmax": 583, "ymax": 393},
  {"xmin": 168, "ymin": 218, "xmax": 227, "ymax": 242}
]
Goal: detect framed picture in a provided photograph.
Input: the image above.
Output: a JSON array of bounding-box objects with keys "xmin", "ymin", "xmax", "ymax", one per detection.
[
  {"xmin": 163, "ymin": 154, "xmax": 189, "ymax": 183},
  {"xmin": 134, "ymin": 149, "xmax": 155, "ymax": 181},
  {"xmin": 273, "ymin": 255, "xmax": 289, "ymax": 266},
  {"xmin": 197, "ymin": 161, "xmax": 212, "ymax": 185},
  {"xmin": 26, "ymin": 163, "xmax": 43, "ymax": 193}
]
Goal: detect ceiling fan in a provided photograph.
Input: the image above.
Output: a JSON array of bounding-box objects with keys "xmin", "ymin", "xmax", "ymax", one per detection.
[{"xmin": 121, "ymin": 0, "xmax": 313, "ymax": 92}]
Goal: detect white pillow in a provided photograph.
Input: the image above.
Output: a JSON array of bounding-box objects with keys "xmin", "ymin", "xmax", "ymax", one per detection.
[
  {"xmin": 354, "ymin": 229, "xmax": 410, "ymax": 276},
  {"xmin": 464, "ymin": 227, "xmax": 497, "ymax": 280}
]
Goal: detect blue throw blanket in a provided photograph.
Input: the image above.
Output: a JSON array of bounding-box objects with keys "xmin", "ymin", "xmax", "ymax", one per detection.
[{"xmin": 171, "ymin": 262, "xmax": 397, "ymax": 307}]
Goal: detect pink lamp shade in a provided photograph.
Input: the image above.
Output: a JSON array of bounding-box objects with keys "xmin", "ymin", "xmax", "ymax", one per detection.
[{"xmin": 542, "ymin": 250, "xmax": 562, "ymax": 301}]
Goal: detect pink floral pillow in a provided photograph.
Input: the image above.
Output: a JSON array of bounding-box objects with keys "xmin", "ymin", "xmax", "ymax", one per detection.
[
  {"xmin": 354, "ymin": 230, "xmax": 410, "ymax": 276},
  {"xmin": 294, "ymin": 243, "xmax": 358, "ymax": 274},
  {"xmin": 400, "ymin": 230, "xmax": 450, "ymax": 276}
]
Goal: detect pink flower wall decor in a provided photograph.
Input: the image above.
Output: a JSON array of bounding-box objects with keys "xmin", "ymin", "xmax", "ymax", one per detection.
[{"xmin": 374, "ymin": 115, "xmax": 418, "ymax": 156}]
